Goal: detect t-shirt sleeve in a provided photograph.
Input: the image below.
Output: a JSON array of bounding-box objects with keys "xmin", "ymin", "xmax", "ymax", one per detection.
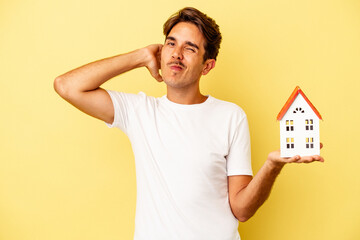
[
  {"xmin": 226, "ymin": 115, "xmax": 253, "ymax": 176},
  {"xmin": 104, "ymin": 90, "xmax": 145, "ymax": 134}
]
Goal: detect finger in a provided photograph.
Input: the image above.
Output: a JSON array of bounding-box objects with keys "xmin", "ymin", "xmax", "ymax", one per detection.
[
  {"xmin": 283, "ymin": 155, "xmax": 301, "ymax": 163},
  {"xmin": 158, "ymin": 44, "xmax": 163, "ymax": 53},
  {"xmin": 297, "ymin": 156, "xmax": 316, "ymax": 163},
  {"xmin": 320, "ymin": 142, "xmax": 323, "ymax": 149},
  {"xmin": 295, "ymin": 155, "xmax": 324, "ymax": 163},
  {"xmin": 152, "ymin": 72, "xmax": 163, "ymax": 82},
  {"xmin": 154, "ymin": 72, "xmax": 163, "ymax": 82},
  {"xmin": 156, "ymin": 74, "xmax": 163, "ymax": 82},
  {"xmin": 315, "ymin": 155, "xmax": 325, "ymax": 162},
  {"xmin": 157, "ymin": 46, "xmax": 162, "ymax": 64},
  {"xmin": 310, "ymin": 155, "xmax": 324, "ymax": 162},
  {"xmin": 147, "ymin": 66, "xmax": 163, "ymax": 82}
]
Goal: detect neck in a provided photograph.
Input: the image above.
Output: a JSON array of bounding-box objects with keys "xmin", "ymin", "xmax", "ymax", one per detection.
[{"xmin": 166, "ymin": 85, "xmax": 208, "ymax": 104}]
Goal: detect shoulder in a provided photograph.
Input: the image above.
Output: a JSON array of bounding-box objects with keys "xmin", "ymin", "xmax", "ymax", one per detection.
[
  {"xmin": 106, "ymin": 90, "xmax": 158, "ymax": 106},
  {"xmin": 106, "ymin": 90, "xmax": 147, "ymax": 100},
  {"xmin": 209, "ymin": 96, "xmax": 247, "ymax": 119}
]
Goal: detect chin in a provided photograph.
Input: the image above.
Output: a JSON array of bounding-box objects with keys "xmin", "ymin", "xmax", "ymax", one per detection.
[
  {"xmin": 163, "ymin": 79, "xmax": 185, "ymax": 89},
  {"xmin": 163, "ymin": 80, "xmax": 181, "ymax": 88}
]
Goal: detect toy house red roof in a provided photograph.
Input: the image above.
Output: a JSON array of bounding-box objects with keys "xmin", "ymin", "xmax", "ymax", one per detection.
[{"xmin": 277, "ymin": 86, "xmax": 322, "ymax": 120}]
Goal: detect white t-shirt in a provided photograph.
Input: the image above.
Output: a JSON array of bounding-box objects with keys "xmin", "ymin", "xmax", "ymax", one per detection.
[{"xmin": 106, "ymin": 90, "xmax": 252, "ymax": 240}]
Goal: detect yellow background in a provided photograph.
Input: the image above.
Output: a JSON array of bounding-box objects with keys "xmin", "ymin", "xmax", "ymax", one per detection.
[{"xmin": 1, "ymin": 0, "xmax": 359, "ymax": 239}]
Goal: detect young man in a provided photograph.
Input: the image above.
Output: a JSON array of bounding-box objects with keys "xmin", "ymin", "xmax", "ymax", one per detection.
[{"xmin": 54, "ymin": 7, "xmax": 324, "ymax": 240}]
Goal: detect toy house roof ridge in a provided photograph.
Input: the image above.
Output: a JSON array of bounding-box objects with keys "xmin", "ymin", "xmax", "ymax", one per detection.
[{"xmin": 276, "ymin": 86, "xmax": 322, "ymax": 121}]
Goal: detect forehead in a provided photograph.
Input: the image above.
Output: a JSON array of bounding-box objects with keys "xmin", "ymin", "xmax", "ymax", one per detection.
[{"xmin": 167, "ymin": 22, "xmax": 205, "ymax": 50}]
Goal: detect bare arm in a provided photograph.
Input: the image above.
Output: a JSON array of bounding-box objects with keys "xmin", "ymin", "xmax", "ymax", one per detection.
[
  {"xmin": 228, "ymin": 145, "xmax": 324, "ymax": 222},
  {"xmin": 53, "ymin": 44, "xmax": 163, "ymax": 124}
]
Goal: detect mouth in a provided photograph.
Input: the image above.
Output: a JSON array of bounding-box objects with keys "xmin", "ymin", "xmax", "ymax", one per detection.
[
  {"xmin": 168, "ymin": 62, "xmax": 186, "ymax": 71},
  {"xmin": 170, "ymin": 65, "xmax": 183, "ymax": 71}
]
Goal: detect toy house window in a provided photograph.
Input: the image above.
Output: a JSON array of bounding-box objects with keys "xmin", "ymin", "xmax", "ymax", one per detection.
[
  {"xmin": 306, "ymin": 138, "xmax": 314, "ymax": 148},
  {"xmin": 286, "ymin": 120, "xmax": 294, "ymax": 131},
  {"xmin": 293, "ymin": 107, "xmax": 305, "ymax": 114},
  {"xmin": 305, "ymin": 119, "xmax": 313, "ymax": 130},
  {"xmin": 286, "ymin": 138, "xmax": 294, "ymax": 149}
]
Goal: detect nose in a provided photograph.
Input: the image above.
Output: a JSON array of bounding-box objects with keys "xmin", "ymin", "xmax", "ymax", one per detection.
[{"xmin": 172, "ymin": 46, "xmax": 183, "ymax": 60}]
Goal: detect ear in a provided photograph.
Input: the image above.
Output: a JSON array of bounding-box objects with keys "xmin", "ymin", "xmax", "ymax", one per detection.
[{"xmin": 201, "ymin": 59, "xmax": 216, "ymax": 75}]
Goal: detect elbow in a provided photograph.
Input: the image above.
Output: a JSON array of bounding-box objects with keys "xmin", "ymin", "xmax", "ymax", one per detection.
[
  {"xmin": 237, "ymin": 215, "xmax": 250, "ymax": 223},
  {"xmin": 236, "ymin": 213, "xmax": 252, "ymax": 223},
  {"xmin": 233, "ymin": 207, "xmax": 255, "ymax": 223},
  {"xmin": 54, "ymin": 76, "xmax": 66, "ymax": 96},
  {"xmin": 230, "ymin": 200, "xmax": 253, "ymax": 222},
  {"xmin": 54, "ymin": 75, "xmax": 72, "ymax": 99}
]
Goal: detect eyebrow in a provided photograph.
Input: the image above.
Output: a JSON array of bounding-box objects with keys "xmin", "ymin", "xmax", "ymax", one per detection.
[{"xmin": 166, "ymin": 36, "xmax": 199, "ymax": 50}]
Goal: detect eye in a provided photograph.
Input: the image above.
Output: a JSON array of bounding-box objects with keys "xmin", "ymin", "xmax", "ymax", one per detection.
[
  {"xmin": 167, "ymin": 41, "xmax": 175, "ymax": 46},
  {"xmin": 186, "ymin": 47, "xmax": 195, "ymax": 52}
]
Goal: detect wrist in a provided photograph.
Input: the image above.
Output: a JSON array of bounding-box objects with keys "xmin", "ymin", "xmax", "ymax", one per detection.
[
  {"xmin": 265, "ymin": 158, "xmax": 285, "ymax": 173},
  {"xmin": 138, "ymin": 46, "xmax": 158, "ymax": 68},
  {"xmin": 131, "ymin": 48, "xmax": 149, "ymax": 68}
]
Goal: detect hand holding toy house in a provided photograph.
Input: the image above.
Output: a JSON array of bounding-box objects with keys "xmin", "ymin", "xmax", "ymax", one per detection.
[{"xmin": 277, "ymin": 86, "xmax": 322, "ymax": 158}]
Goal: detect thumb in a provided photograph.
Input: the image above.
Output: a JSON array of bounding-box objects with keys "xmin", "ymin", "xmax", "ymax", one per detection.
[
  {"xmin": 147, "ymin": 66, "xmax": 163, "ymax": 82},
  {"xmin": 153, "ymin": 71, "xmax": 163, "ymax": 82}
]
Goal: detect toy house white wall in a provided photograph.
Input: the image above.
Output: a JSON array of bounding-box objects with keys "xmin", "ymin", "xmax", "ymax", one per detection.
[{"xmin": 280, "ymin": 94, "xmax": 320, "ymax": 157}]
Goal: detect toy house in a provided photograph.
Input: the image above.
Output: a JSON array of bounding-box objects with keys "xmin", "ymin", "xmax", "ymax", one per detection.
[{"xmin": 277, "ymin": 86, "xmax": 322, "ymax": 157}]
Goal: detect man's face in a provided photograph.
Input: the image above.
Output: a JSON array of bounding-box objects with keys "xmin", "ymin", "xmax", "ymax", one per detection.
[{"xmin": 160, "ymin": 22, "xmax": 211, "ymax": 89}]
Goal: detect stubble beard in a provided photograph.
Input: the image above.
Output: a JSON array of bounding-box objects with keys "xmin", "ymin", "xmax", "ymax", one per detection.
[
  {"xmin": 160, "ymin": 63, "xmax": 201, "ymax": 90},
  {"xmin": 162, "ymin": 72, "xmax": 198, "ymax": 90}
]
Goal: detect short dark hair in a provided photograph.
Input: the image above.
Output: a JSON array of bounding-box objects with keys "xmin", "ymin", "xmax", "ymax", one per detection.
[{"xmin": 163, "ymin": 7, "xmax": 222, "ymax": 62}]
